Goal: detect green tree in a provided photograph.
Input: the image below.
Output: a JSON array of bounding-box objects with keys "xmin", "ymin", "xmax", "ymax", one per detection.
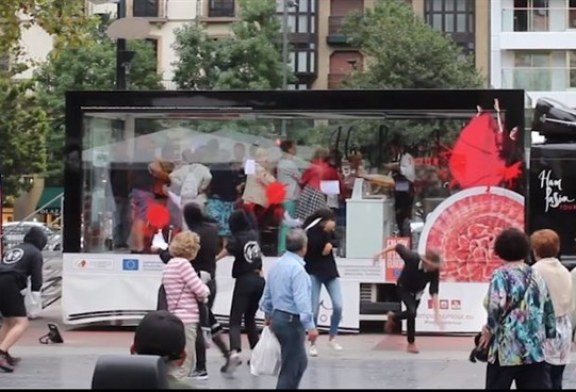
[
  {"xmin": 330, "ymin": 0, "xmax": 485, "ymax": 163},
  {"xmin": 173, "ymin": 0, "xmax": 289, "ymax": 90},
  {"xmin": 0, "ymin": 79, "xmax": 48, "ymax": 197},
  {"xmin": 35, "ymin": 22, "xmax": 162, "ymax": 186},
  {"xmin": 0, "ymin": 0, "xmax": 95, "ymax": 200},
  {"xmin": 342, "ymin": 0, "xmax": 483, "ymax": 89}
]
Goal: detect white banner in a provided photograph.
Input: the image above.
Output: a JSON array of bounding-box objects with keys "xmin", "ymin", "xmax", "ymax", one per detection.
[
  {"xmin": 62, "ymin": 253, "xmax": 362, "ymax": 331},
  {"xmin": 414, "ymin": 282, "xmax": 488, "ymax": 333}
]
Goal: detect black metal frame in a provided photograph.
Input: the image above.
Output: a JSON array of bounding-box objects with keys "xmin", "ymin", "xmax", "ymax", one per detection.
[{"xmin": 64, "ymin": 89, "xmax": 525, "ymax": 253}]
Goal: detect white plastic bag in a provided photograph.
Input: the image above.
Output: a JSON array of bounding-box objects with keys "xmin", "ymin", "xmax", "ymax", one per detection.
[{"xmin": 250, "ymin": 326, "xmax": 281, "ymax": 376}]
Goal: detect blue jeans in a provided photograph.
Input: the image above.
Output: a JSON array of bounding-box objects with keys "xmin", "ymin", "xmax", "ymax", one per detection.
[
  {"xmin": 271, "ymin": 310, "xmax": 308, "ymax": 390},
  {"xmin": 309, "ymin": 275, "xmax": 343, "ymax": 338}
]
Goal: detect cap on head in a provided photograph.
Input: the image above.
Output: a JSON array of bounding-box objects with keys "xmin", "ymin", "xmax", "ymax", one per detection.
[{"xmin": 133, "ymin": 310, "xmax": 186, "ymax": 361}]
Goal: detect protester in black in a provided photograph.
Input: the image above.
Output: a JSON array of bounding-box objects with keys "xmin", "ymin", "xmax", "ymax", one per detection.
[
  {"xmin": 303, "ymin": 208, "xmax": 344, "ymax": 357},
  {"xmin": 0, "ymin": 227, "xmax": 47, "ymax": 372},
  {"xmin": 216, "ymin": 209, "xmax": 265, "ymax": 362},
  {"xmin": 156, "ymin": 202, "xmax": 232, "ymax": 380},
  {"xmin": 376, "ymin": 243, "xmax": 443, "ymax": 353}
]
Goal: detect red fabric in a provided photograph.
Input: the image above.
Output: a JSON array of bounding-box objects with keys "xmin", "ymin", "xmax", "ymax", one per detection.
[
  {"xmin": 266, "ymin": 181, "xmax": 287, "ymax": 205},
  {"xmin": 449, "ymin": 113, "xmax": 510, "ymax": 188}
]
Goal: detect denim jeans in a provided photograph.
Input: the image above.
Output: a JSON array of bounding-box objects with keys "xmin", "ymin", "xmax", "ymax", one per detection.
[
  {"xmin": 270, "ymin": 310, "xmax": 308, "ymax": 390},
  {"xmin": 309, "ymin": 275, "xmax": 343, "ymax": 338}
]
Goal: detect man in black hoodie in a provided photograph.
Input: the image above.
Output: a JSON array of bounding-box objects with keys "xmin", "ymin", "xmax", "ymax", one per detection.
[{"xmin": 0, "ymin": 226, "xmax": 47, "ymax": 372}]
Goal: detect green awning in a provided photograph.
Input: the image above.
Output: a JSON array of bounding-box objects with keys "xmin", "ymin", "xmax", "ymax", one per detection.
[{"xmin": 37, "ymin": 187, "xmax": 63, "ymax": 213}]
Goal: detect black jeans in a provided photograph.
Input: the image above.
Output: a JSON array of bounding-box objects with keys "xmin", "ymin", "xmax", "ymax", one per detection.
[
  {"xmin": 195, "ymin": 278, "xmax": 217, "ymax": 371},
  {"xmin": 547, "ymin": 363, "xmax": 565, "ymax": 390},
  {"xmin": 270, "ymin": 310, "xmax": 308, "ymax": 390},
  {"xmin": 229, "ymin": 273, "xmax": 265, "ymax": 353},
  {"xmin": 394, "ymin": 286, "xmax": 420, "ymax": 344},
  {"xmin": 486, "ymin": 359, "xmax": 551, "ymax": 390}
]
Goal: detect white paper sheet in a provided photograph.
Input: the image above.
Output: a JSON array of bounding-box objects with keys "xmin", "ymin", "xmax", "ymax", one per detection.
[
  {"xmin": 152, "ymin": 230, "xmax": 169, "ymax": 250},
  {"xmin": 320, "ymin": 180, "xmax": 340, "ymax": 195},
  {"xmin": 244, "ymin": 159, "xmax": 256, "ymax": 175}
]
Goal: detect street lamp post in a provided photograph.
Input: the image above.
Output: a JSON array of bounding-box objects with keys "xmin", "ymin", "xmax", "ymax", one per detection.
[
  {"xmin": 280, "ymin": 1, "xmax": 298, "ymax": 137},
  {"xmin": 115, "ymin": 0, "xmax": 127, "ymax": 90}
]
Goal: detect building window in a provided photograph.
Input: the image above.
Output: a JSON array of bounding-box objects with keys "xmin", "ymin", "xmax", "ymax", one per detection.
[
  {"xmin": 133, "ymin": 0, "xmax": 160, "ymax": 17},
  {"xmin": 289, "ymin": 43, "xmax": 316, "ymax": 74},
  {"xmin": 208, "ymin": 0, "xmax": 235, "ymax": 17},
  {"xmin": 513, "ymin": 0, "xmax": 549, "ymax": 32},
  {"xmin": 569, "ymin": 0, "xmax": 576, "ymax": 29},
  {"xmin": 424, "ymin": 0, "xmax": 475, "ymax": 60},
  {"xmin": 569, "ymin": 51, "xmax": 576, "ymax": 88},
  {"xmin": 507, "ymin": 50, "xmax": 551, "ymax": 91},
  {"xmin": 145, "ymin": 38, "xmax": 159, "ymax": 71}
]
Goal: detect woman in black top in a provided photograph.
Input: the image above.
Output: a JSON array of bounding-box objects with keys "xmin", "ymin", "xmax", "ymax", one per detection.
[
  {"xmin": 303, "ymin": 208, "xmax": 343, "ymax": 357},
  {"xmin": 216, "ymin": 209, "xmax": 265, "ymax": 360}
]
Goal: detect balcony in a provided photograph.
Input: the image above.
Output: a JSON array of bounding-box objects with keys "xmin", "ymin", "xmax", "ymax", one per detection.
[
  {"xmin": 327, "ymin": 16, "xmax": 348, "ymax": 45},
  {"xmin": 501, "ymin": 67, "xmax": 576, "ymax": 92},
  {"xmin": 328, "ymin": 73, "xmax": 349, "ymax": 89},
  {"xmin": 502, "ymin": 7, "xmax": 576, "ymax": 32}
]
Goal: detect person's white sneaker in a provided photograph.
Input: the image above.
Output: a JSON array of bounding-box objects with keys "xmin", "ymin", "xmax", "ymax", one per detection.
[
  {"xmin": 329, "ymin": 341, "xmax": 343, "ymax": 351},
  {"xmin": 309, "ymin": 344, "xmax": 318, "ymax": 357}
]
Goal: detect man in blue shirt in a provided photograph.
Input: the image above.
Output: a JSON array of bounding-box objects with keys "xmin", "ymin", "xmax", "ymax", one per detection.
[{"xmin": 260, "ymin": 229, "xmax": 318, "ymax": 389}]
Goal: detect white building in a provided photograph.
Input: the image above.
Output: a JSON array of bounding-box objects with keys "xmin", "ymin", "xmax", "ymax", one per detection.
[{"xmin": 491, "ymin": 0, "xmax": 576, "ymax": 108}]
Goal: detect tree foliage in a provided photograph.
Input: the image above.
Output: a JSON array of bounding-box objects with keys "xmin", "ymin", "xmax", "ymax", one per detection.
[
  {"xmin": 342, "ymin": 0, "xmax": 484, "ymax": 89},
  {"xmin": 0, "ymin": 79, "xmax": 48, "ymax": 197},
  {"xmin": 34, "ymin": 21, "xmax": 162, "ymax": 186},
  {"xmin": 173, "ymin": 0, "xmax": 289, "ymax": 90},
  {"xmin": 0, "ymin": 0, "xmax": 95, "ymax": 199},
  {"xmin": 327, "ymin": 0, "xmax": 486, "ymax": 165}
]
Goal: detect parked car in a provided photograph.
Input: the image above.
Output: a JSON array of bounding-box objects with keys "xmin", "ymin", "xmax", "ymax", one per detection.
[{"xmin": 2, "ymin": 221, "xmax": 61, "ymax": 252}]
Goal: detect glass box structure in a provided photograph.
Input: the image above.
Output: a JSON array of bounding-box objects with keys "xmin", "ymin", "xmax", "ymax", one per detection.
[{"xmin": 63, "ymin": 89, "xmax": 525, "ymax": 330}]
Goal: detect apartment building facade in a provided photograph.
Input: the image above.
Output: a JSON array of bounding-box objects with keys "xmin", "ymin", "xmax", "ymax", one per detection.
[
  {"xmin": 13, "ymin": 0, "xmax": 489, "ymax": 89},
  {"xmin": 201, "ymin": 0, "xmax": 490, "ymax": 89},
  {"xmin": 491, "ymin": 0, "xmax": 576, "ymax": 107}
]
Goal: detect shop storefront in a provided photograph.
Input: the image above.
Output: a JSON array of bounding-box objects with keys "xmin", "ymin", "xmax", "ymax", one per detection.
[{"xmin": 62, "ymin": 89, "xmax": 525, "ymax": 332}]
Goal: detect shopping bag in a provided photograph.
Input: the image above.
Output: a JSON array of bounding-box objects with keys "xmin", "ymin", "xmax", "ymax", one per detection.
[{"xmin": 250, "ymin": 326, "xmax": 281, "ymax": 376}]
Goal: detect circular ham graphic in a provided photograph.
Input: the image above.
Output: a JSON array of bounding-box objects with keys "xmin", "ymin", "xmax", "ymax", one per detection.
[{"xmin": 417, "ymin": 187, "xmax": 525, "ymax": 283}]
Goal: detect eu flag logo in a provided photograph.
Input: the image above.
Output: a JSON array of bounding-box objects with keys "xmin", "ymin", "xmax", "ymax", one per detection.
[{"xmin": 122, "ymin": 259, "xmax": 139, "ymax": 271}]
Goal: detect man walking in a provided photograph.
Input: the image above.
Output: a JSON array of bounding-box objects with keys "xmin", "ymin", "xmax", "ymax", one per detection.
[
  {"xmin": 376, "ymin": 243, "xmax": 443, "ymax": 354},
  {"xmin": 260, "ymin": 229, "xmax": 318, "ymax": 390}
]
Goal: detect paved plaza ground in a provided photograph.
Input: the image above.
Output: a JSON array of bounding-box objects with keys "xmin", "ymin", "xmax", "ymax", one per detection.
[{"xmin": 2, "ymin": 304, "xmax": 576, "ymax": 389}]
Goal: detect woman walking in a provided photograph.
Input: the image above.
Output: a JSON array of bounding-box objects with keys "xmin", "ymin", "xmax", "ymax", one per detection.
[
  {"xmin": 162, "ymin": 231, "xmax": 210, "ymax": 380},
  {"xmin": 217, "ymin": 210, "xmax": 265, "ymax": 362},
  {"xmin": 479, "ymin": 228, "xmax": 555, "ymax": 390},
  {"xmin": 303, "ymin": 208, "xmax": 343, "ymax": 357},
  {"xmin": 530, "ymin": 229, "xmax": 573, "ymax": 390}
]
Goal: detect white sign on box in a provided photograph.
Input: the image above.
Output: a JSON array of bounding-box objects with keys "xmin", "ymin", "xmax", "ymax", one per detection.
[{"xmin": 412, "ymin": 282, "xmax": 488, "ymax": 333}]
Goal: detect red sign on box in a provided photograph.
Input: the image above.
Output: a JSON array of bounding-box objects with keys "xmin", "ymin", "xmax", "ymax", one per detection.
[{"xmin": 384, "ymin": 237, "xmax": 411, "ymax": 281}]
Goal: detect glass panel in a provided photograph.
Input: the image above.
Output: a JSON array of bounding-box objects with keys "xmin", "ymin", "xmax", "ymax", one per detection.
[
  {"xmin": 298, "ymin": 15, "xmax": 309, "ymax": 33},
  {"xmin": 287, "ymin": 15, "xmax": 296, "ymax": 32},
  {"xmin": 297, "ymin": 51, "xmax": 308, "ymax": 72},
  {"xmin": 79, "ymin": 107, "xmax": 524, "ymax": 287},
  {"xmin": 311, "ymin": 15, "xmax": 315, "ymax": 33},
  {"xmin": 444, "ymin": 14, "xmax": 455, "ymax": 32},
  {"xmin": 445, "ymin": 0, "xmax": 454, "ymax": 11},
  {"xmin": 432, "ymin": 14, "xmax": 443, "ymax": 29},
  {"xmin": 299, "ymin": 0, "xmax": 308, "ymax": 13},
  {"xmin": 456, "ymin": 0, "xmax": 469, "ymax": 11},
  {"xmin": 310, "ymin": 51, "xmax": 316, "ymax": 71},
  {"xmin": 431, "ymin": 0, "xmax": 443, "ymax": 11}
]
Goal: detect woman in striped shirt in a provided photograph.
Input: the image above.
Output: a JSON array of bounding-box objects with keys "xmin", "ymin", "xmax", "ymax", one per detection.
[{"xmin": 162, "ymin": 231, "xmax": 210, "ymax": 380}]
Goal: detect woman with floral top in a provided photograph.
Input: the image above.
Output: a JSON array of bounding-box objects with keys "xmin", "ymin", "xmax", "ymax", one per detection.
[
  {"xmin": 479, "ymin": 228, "xmax": 556, "ymax": 390},
  {"xmin": 530, "ymin": 229, "xmax": 573, "ymax": 390}
]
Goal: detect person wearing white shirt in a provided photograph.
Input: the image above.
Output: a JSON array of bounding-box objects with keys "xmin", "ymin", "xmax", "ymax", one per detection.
[{"xmin": 530, "ymin": 229, "xmax": 573, "ymax": 390}]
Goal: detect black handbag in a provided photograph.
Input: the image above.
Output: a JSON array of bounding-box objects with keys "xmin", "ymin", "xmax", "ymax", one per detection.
[{"xmin": 156, "ymin": 283, "xmax": 185, "ymax": 311}]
